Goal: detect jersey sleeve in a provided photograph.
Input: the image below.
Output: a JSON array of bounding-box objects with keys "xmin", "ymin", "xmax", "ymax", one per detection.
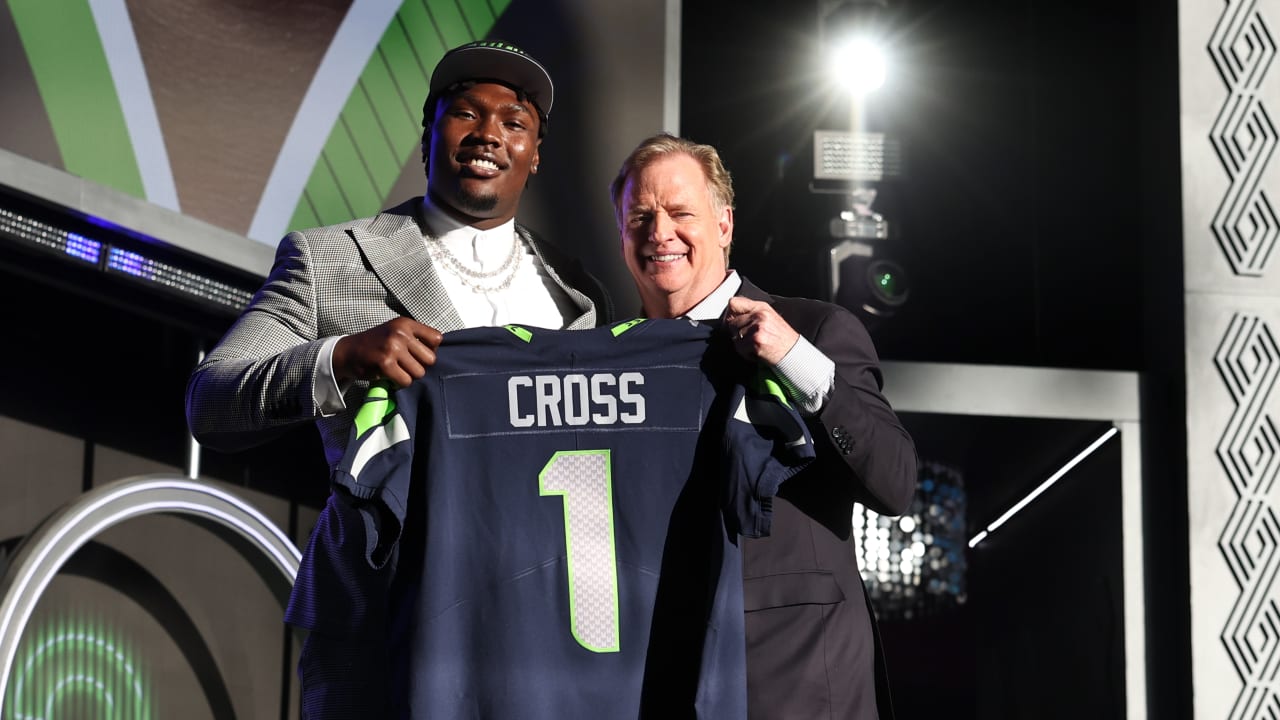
[
  {"xmin": 722, "ymin": 370, "xmax": 817, "ymax": 538},
  {"xmin": 331, "ymin": 380, "xmax": 421, "ymax": 567}
]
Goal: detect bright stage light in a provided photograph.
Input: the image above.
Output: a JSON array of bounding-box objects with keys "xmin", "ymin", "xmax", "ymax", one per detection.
[{"xmin": 829, "ymin": 37, "xmax": 887, "ymax": 95}]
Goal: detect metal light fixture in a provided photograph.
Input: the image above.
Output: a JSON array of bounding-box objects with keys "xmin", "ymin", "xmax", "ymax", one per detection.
[
  {"xmin": 833, "ymin": 250, "xmax": 910, "ymax": 322},
  {"xmin": 824, "ymin": 188, "xmax": 910, "ymax": 326},
  {"xmin": 811, "ymin": 1, "xmax": 910, "ymax": 327}
]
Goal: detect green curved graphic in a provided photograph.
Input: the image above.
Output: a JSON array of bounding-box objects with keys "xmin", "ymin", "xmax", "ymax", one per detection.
[
  {"xmin": 6, "ymin": 0, "xmax": 144, "ymax": 198},
  {"xmin": 5, "ymin": 612, "xmax": 153, "ymax": 720},
  {"xmin": 289, "ymin": 0, "xmax": 512, "ymax": 230}
]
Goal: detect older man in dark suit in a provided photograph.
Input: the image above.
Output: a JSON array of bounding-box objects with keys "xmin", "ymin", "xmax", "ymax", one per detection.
[{"xmin": 611, "ymin": 133, "xmax": 917, "ymax": 719}]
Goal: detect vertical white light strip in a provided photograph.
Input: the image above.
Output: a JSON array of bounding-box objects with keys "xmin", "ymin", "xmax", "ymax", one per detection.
[
  {"xmin": 1118, "ymin": 419, "xmax": 1146, "ymax": 720},
  {"xmin": 663, "ymin": 0, "xmax": 681, "ymax": 134},
  {"xmin": 248, "ymin": 0, "xmax": 402, "ymax": 244},
  {"xmin": 968, "ymin": 426, "xmax": 1120, "ymax": 548},
  {"xmin": 86, "ymin": 0, "xmax": 180, "ymax": 211},
  {"xmin": 187, "ymin": 348, "xmax": 205, "ymax": 480}
]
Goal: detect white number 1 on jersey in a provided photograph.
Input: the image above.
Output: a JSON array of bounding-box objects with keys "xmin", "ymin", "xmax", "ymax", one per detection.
[{"xmin": 539, "ymin": 450, "xmax": 621, "ymax": 653}]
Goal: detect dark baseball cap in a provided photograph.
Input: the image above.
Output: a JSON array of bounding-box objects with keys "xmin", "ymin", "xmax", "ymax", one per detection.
[{"xmin": 428, "ymin": 41, "xmax": 554, "ymax": 117}]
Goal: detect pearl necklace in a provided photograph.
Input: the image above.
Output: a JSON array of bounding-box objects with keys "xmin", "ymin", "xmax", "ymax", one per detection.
[{"xmin": 427, "ymin": 231, "xmax": 524, "ymax": 293}]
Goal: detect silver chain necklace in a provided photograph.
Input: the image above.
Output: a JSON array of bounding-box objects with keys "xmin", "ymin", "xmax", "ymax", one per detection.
[{"xmin": 427, "ymin": 231, "xmax": 524, "ymax": 293}]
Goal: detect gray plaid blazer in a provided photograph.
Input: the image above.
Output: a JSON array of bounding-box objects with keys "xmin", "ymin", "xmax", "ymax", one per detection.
[{"xmin": 185, "ymin": 197, "xmax": 610, "ymax": 468}]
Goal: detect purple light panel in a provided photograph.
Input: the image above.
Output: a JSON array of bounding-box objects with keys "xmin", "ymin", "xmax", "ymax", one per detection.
[
  {"xmin": 106, "ymin": 248, "xmax": 154, "ymax": 280},
  {"xmin": 63, "ymin": 232, "xmax": 101, "ymax": 263}
]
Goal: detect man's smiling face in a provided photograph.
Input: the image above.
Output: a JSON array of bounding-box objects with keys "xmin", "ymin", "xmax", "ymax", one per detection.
[
  {"xmin": 426, "ymin": 82, "xmax": 541, "ymax": 230},
  {"xmin": 619, "ymin": 152, "xmax": 733, "ymax": 318}
]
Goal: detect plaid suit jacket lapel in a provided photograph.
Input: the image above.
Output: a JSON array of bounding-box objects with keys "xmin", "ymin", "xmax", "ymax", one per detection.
[{"xmin": 349, "ymin": 201, "xmax": 466, "ymax": 332}]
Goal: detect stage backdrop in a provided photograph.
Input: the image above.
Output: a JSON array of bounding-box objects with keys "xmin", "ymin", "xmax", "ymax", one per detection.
[{"xmin": 0, "ymin": 0, "xmax": 673, "ymax": 299}]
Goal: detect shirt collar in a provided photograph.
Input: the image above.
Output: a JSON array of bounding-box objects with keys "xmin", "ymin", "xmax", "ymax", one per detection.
[
  {"xmin": 684, "ymin": 270, "xmax": 741, "ymax": 321},
  {"xmin": 420, "ymin": 193, "xmax": 516, "ymax": 243}
]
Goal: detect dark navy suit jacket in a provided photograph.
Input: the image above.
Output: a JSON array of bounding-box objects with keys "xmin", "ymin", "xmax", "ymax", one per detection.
[{"xmin": 736, "ymin": 278, "xmax": 917, "ymax": 720}]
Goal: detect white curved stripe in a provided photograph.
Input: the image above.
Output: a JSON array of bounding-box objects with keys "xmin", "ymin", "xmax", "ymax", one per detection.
[
  {"xmin": 350, "ymin": 414, "xmax": 410, "ymax": 481},
  {"xmin": 0, "ymin": 475, "xmax": 302, "ymax": 714},
  {"xmin": 248, "ymin": 0, "xmax": 404, "ymax": 244},
  {"xmin": 87, "ymin": 0, "xmax": 180, "ymax": 211}
]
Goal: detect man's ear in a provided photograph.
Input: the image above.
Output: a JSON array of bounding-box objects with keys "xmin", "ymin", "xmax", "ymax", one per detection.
[
  {"xmin": 531, "ymin": 140, "xmax": 541, "ymax": 175},
  {"xmin": 718, "ymin": 205, "xmax": 734, "ymax": 248}
]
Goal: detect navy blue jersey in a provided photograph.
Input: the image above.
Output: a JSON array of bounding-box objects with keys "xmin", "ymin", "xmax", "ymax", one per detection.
[{"xmin": 287, "ymin": 319, "xmax": 814, "ymax": 719}]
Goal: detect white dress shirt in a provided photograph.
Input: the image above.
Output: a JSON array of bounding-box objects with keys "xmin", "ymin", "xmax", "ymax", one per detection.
[{"xmin": 417, "ymin": 195, "xmax": 579, "ymax": 329}]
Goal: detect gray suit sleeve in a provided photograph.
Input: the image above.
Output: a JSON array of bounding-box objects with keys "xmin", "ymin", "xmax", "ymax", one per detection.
[{"xmin": 185, "ymin": 230, "xmax": 329, "ymax": 451}]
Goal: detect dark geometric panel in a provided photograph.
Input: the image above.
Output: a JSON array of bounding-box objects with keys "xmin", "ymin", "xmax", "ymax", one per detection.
[
  {"xmin": 1217, "ymin": 314, "xmax": 1280, "ymax": 496},
  {"xmin": 1209, "ymin": 2, "xmax": 1278, "ymax": 277},
  {"xmin": 1209, "ymin": 0, "xmax": 1276, "ymax": 91},
  {"xmin": 1221, "ymin": 500, "xmax": 1280, "ymax": 591},
  {"xmin": 1220, "ymin": 501, "xmax": 1280, "ymax": 688},
  {"xmin": 1211, "ymin": 96, "xmax": 1274, "ymax": 179},
  {"xmin": 1229, "ymin": 684, "xmax": 1280, "ymax": 720},
  {"xmin": 1210, "ymin": 97, "xmax": 1279, "ymax": 276},
  {"xmin": 1217, "ymin": 314, "xmax": 1280, "ymax": 714},
  {"xmin": 1221, "ymin": 412, "xmax": 1280, "ymax": 499}
]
